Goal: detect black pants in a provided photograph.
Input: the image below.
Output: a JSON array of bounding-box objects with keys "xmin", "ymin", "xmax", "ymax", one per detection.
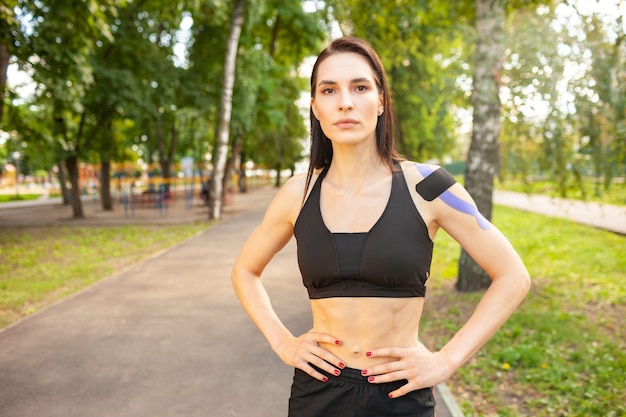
[{"xmin": 288, "ymin": 366, "xmax": 436, "ymax": 417}]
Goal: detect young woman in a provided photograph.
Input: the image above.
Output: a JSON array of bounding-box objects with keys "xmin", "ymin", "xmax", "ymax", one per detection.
[{"xmin": 232, "ymin": 36, "xmax": 530, "ymax": 417}]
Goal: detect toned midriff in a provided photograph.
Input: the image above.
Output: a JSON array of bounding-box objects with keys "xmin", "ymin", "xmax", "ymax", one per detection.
[{"xmin": 310, "ymin": 297, "xmax": 424, "ymax": 369}]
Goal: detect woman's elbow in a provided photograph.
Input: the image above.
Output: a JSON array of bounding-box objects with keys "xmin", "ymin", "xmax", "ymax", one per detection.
[
  {"xmin": 508, "ymin": 265, "xmax": 531, "ymax": 301},
  {"xmin": 518, "ymin": 268, "xmax": 531, "ymax": 296}
]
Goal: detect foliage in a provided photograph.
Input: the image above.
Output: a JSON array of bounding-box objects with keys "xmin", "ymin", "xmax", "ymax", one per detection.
[
  {"xmin": 423, "ymin": 206, "xmax": 626, "ymax": 416},
  {"xmin": 500, "ymin": 2, "xmax": 626, "ymax": 200},
  {"xmin": 3, "ymin": 1, "xmax": 623, "ymax": 209},
  {"xmin": 326, "ymin": 0, "xmax": 464, "ymax": 161}
]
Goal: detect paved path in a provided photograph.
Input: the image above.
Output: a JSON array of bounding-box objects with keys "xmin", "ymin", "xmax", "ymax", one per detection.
[
  {"xmin": 0, "ymin": 188, "xmax": 461, "ymax": 417},
  {"xmin": 494, "ymin": 190, "xmax": 626, "ymax": 235}
]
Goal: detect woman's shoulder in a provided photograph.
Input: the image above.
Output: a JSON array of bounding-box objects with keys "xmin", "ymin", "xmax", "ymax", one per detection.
[
  {"xmin": 280, "ymin": 168, "xmax": 324, "ymax": 197},
  {"xmin": 398, "ymin": 160, "xmax": 461, "ymax": 204},
  {"xmin": 398, "ymin": 160, "xmax": 442, "ymax": 182},
  {"xmin": 267, "ymin": 169, "xmax": 324, "ymax": 223}
]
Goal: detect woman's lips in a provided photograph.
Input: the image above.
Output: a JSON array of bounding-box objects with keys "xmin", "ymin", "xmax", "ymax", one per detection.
[{"xmin": 334, "ymin": 118, "xmax": 358, "ymax": 128}]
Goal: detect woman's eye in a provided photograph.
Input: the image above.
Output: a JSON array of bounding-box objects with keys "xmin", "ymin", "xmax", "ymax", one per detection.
[
  {"xmin": 322, "ymin": 88, "xmax": 334, "ymax": 94},
  {"xmin": 356, "ymin": 85, "xmax": 368, "ymax": 92}
]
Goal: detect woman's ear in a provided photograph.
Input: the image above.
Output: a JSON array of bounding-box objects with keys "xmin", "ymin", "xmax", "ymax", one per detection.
[{"xmin": 311, "ymin": 98, "xmax": 318, "ymax": 120}]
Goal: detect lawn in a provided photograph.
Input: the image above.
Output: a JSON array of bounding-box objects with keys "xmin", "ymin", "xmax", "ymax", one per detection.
[
  {"xmin": 422, "ymin": 206, "xmax": 626, "ymax": 416},
  {"xmin": 497, "ymin": 177, "xmax": 626, "ymax": 206},
  {"xmin": 0, "ymin": 193, "xmax": 42, "ymax": 203}
]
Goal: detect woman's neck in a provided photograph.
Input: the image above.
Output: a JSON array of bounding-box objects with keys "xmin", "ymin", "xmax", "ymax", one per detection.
[{"xmin": 327, "ymin": 145, "xmax": 390, "ymax": 189}]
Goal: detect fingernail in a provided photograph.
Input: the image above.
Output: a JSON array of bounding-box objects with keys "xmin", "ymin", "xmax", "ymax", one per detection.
[
  {"xmin": 366, "ymin": 351, "xmax": 372, "ymax": 357},
  {"xmin": 368, "ymin": 376, "xmax": 375, "ymax": 382},
  {"xmin": 338, "ymin": 362, "xmax": 345, "ymax": 369},
  {"xmin": 335, "ymin": 340, "xmax": 341, "ymax": 345},
  {"xmin": 388, "ymin": 393, "xmax": 394, "ymax": 398},
  {"xmin": 322, "ymin": 376, "xmax": 328, "ymax": 383},
  {"xmin": 361, "ymin": 370, "xmax": 367, "ymax": 376},
  {"xmin": 334, "ymin": 369, "xmax": 340, "ymax": 376}
]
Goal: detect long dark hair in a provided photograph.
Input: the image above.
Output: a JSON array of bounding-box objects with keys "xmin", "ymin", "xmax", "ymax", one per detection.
[{"xmin": 305, "ymin": 36, "xmax": 401, "ymax": 196}]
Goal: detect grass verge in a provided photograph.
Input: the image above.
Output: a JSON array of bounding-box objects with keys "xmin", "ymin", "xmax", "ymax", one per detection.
[
  {"xmin": 422, "ymin": 206, "xmax": 625, "ymax": 416},
  {"xmin": 0, "ymin": 194, "xmax": 42, "ymax": 203},
  {"xmin": 0, "ymin": 222, "xmax": 210, "ymax": 329},
  {"xmin": 497, "ymin": 178, "xmax": 626, "ymax": 206}
]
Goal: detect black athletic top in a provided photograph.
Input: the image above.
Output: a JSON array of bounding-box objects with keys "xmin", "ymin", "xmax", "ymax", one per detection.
[{"xmin": 294, "ymin": 165, "xmax": 435, "ymax": 299}]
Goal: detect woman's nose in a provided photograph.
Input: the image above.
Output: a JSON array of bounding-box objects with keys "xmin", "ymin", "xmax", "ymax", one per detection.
[{"xmin": 338, "ymin": 91, "xmax": 353, "ymax": 111}]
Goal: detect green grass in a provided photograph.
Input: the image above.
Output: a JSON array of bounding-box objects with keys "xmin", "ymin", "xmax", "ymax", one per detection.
[
  {"xmin": 497, "ymin": 177, "xmax": 626, "ymax": 206},
  {"xmin": 0, "ymin": 222, "xmax": 210, "ymax": 328},
  {"xmin": 422, "ymin": 206, "xmax": 626, "ymax": 416},
  {"xmin": 0, "ymin": 193, "xmax": 42, "ymax": 203}
]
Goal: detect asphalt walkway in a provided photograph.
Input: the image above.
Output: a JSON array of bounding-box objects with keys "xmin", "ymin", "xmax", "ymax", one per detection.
[
  {"xmin": 494, "ymin": 190, "xmax": 626, "ymax": 235},
  {"xmin": 0, "ymin": 187, "xmax": 623, "ymax": 417}
]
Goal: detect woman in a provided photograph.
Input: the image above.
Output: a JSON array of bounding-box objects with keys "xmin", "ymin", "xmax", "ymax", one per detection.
[{"xmin": 232, "ymin": 36, "xmax": 530, "ymax": 417}]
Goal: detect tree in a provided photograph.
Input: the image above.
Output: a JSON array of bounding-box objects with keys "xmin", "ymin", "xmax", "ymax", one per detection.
[
  {"xmin": 239, "ymin": 0, "xmax": 325, "ymax": 189},
  {"xmin": 326, "ymin": 0, "xmax": 464, "ymax": 161},
  {"xmin": 11, "ymin": 0, "xmax": 119, "ymax": 217},
  {"xmin": 0, "ymin": 2, "xmax": 18, "ymax": 124},
  {"xmin": 208, "ymin": 0, "xmax": 245, "ymax": 220},
  {"xmin": 498, "ymin": 2, "xmax": 624, "ymax": 199},
  {"xmin": 456, "ymin": 0, "xmax": 506, "ymax": 291}
]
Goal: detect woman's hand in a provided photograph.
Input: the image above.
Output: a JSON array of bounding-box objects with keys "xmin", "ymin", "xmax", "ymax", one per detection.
[
  {"xmin": 361, "ymin": 343, "xmax": 455, "ymax": 398},
  {"xmin": 273, "ymin": 330, "xmax": 346, "ymax": 382}
]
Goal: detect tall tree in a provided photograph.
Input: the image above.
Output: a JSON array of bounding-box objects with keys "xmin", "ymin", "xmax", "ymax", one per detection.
[
  {"xmin": 327, "ymin": 0, "xmax": 463, "ymax": 161},
  {"xmin": 456, "ymin": 0, "xmax": 506, "ymax": 291},
  {"xmin": 239, "ymin": 0, "xmax": 325, "ymax": 188},
  {"xmin": 12, "ymin": 0, "xmax": 118, "ymax": 217},
  {"xmin": 0, "ymin": 2, "xmax": 18, "ymax": 124},
  {"xmin": 208, "ymin": 0, "xmax": 245, "ymax": 220}
]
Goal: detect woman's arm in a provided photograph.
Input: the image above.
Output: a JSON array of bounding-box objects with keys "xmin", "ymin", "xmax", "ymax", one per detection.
[
  {"xmin": 231, "ymin": 176, "xmax": 345, "ymax": 382},
  {"xmin": 432, "ymin": 182, "xmax": 531, "ymax": 368},
  {"xmin": 364, "ymin": 173, "xmax": 530, "ymax": 397}
]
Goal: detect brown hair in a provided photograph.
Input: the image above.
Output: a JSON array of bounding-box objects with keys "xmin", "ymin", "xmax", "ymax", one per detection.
[{"xmin": 305, "ymin": 36, "xmax": 402, "ymax": 196}]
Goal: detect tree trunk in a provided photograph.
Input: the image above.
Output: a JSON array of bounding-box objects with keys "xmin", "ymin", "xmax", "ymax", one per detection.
[
  {"xmin": 274, "ymin": 164, "xmax": 282, "ymax": 188},
  {"xmin": 239, "ymin": 149, "xmax": 248, "ymax": 193},
  {"xmin": 0, "ymin": 42, "xmax": 9, "ymax": 123},
  {"xmin": 209, "ymin": 0, "xmax": 245, "ymax": 220},
  {"xmin": 65, "ymin": 155, "xmax": 84, "ymax": 218},
  {"xmin": 100, "ymin": 160, "xmax": 113, "ymax": 211},
  {"xmin": 457, "ymin": 0, "xmax": 505, "ymax": 292},
  {"xmin": 57, "ymin": 161, "xmax": 71, "ymax": 205},
  {"xmin": 222, "ymin": 137, "xmax": 242, "ymax": 199}
]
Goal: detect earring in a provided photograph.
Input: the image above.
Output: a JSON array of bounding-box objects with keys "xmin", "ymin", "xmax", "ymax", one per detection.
[{"xmin": 378, "ymin": 109, "xmax": 384, "ymax": 116}]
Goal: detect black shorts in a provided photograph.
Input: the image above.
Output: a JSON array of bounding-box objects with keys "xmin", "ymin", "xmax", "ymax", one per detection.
[{"xmin": 288, "ymin": 366, "xmax": 436, "ymax": 417}]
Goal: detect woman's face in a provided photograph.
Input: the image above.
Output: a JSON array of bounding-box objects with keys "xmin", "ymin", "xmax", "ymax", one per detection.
[{"xmin": 311, "ymin": 52, "xmax": 383, "ymax": 147}]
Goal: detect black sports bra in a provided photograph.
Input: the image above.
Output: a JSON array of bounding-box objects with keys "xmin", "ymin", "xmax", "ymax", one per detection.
[{"xmin": 294, "ymin": 165, "xmax": 435, "ymax": 299}]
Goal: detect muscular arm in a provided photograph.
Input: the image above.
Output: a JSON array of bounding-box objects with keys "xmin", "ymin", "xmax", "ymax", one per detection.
[
  {"xmin": 433, "ymin": 182, "xmax": 531, "ymax": 369},
  {"xmin": 231, "ymin": 175, "xmax": 345, "ymax": 381},
  {"xmin": 364, "ymin": 163, "xmax": 530, "ymax": 397},
  {"xmin": 231, "ymin": 177, "xmax": 301, "ymax": 350}
]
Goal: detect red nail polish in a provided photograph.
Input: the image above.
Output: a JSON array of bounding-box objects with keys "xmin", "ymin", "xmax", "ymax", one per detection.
[
  {"xmin": 366, "ymin": 351, "xmax": 372, "ymax": 357},
  {"xmin": 338, "ymin": 362, "xmax": 345, "ymax": 369},
  {"xmin": 334, "ymin": 369, "xmax": 340, "ymax": 375},
  {"xmin": 368, "ymin": 376, "xmax": 375, "ymax": 382},
  {"xmin": 335, "ymin": 340, "xmax": 341, "ymax": 345},
  {"xmin": 322, "ymin": 376, "xmax": 328, "ymax": 383},
  {"xmin": 388, "ymin": 393, "xmax": 394, "ymax": 398},
  {"xmin": 361, "ymin": 370, "xmax": 367, "ymax": 376}
]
